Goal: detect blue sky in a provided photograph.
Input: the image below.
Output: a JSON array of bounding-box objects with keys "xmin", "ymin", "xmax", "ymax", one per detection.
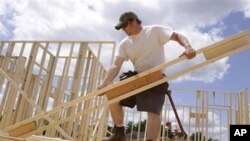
[
  {"xmin": 174, "ymin": 11, "xmax": 250, "ymax": 92},
  {"xmin": 0, "ymin": 0, "xmax": 249, "ymax": 95}
]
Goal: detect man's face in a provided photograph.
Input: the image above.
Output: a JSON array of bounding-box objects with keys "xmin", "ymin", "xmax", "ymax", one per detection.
[{"xmin": 122, "ymin": 20, "xmax": 134, "ymax": 36}]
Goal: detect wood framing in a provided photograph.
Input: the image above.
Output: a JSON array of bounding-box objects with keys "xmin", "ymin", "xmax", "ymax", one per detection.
[
  {"xmin": 0, "ymin": 41, "xmax": 115, "ymax": 140},
  {"xmin": 3, "ymin": 29, "xmax": 249, "ymax": 138},
  {"xmin": 0, "ymin": 29, "xmax": 249, "ymax": 140}
]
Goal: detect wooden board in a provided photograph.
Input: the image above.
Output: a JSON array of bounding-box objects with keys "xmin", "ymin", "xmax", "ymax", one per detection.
[
  {"xmin": 0, "ymin": 131, "xmax": 69, "ymax": 141},
  {"xmin": 106, "ymin": 70, "xmax": 164, "ymax": 100},
  {"xmin": 0, "ymin": 132, "xmax": 25, "ymax": 141},
  {"xmin": 8, "ymin": 121, "xmax": 38, "ymax": 137},
  {"xmin": 8, "ymin": 119, "xmax": 50, "ymax": 137},
  {"xmin": 189, "ymin": 112, "xmax": 207, "ymax": 119}
]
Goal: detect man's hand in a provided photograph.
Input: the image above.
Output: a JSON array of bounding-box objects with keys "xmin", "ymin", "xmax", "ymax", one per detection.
[
  {"xmin": 170, "ymin": 32, "xmax": 196, "ymax": 59},
  {"xmin": 97, "ymin": 83, "xmax": 107, "ymax": 90},
  {"xmin": 96, "ymin": 56, "xmax": 125, "ymax": 97},
  {"xmin": 97, "ymin": 83, "xmax": 107, "ymax": 96},
  {"xmin": 180, "ymin": 47, "xmax": 196, "ymax": 59}
]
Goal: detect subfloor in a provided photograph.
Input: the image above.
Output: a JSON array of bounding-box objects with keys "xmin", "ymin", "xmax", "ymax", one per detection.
[{"xmin": 0, "ymin": 131, "xmax": 69, "ymax": 141}]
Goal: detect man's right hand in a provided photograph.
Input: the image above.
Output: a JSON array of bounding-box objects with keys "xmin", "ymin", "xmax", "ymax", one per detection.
[
  {"xmin": 97, "ymin": 83, "xmax": 105, "ymax": 90},
  {"xmin": 96, "ymin": 56, "xmax": 125, "ymax": 96},
  {"xmin": 97, "ymin": 83, "xmax": 107, "ymax": 96}
]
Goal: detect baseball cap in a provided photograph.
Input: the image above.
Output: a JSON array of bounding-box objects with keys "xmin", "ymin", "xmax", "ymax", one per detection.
[{"xmin": 115, "ymin": 11, "xmax": 139, "ymax": 30}]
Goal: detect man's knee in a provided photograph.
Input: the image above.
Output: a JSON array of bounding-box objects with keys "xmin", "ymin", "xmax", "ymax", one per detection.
[{"xmin": 147, "ymin": 112, "xmax": 161, "ymax": 119}]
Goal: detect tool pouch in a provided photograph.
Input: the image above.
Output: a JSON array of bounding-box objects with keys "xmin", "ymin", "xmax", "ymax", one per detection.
[{"xmin": 119, "ymin": 70, "xmax": 138, "ymax": 81}]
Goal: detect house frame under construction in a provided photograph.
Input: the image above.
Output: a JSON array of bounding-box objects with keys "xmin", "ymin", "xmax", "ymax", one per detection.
[{"xmin": 0, "ymin": 30, "xmax": 249, "ymax": 141}]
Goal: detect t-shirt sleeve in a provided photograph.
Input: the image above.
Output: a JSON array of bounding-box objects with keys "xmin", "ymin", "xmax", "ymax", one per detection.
[
  {"xmin": 155, "ymin": 25, "xmax": 173, "ymax": 46},
  {"xmin": 116, "ymin": 41, "xmax": 129, "ymax": 61}
]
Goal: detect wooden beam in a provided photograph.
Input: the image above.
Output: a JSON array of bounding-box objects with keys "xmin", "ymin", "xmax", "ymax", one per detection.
[
  {"xmin": 189, "ymin": 112, "xmax": 207, "ymax": 119},
  {"xmin": 204, "ymin": 31, "xmax": 249, "ymax": 60},
  {"xmin": 106, "ymin": 70, "xmax": 164, "ymax": 100},
  {"xmin": 8, "ymin": 121, "xmax": 38, "ymax": 137}
]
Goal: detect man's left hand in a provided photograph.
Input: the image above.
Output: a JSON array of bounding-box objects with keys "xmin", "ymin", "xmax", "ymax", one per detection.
[{"xmin": 180, "ymin": 48, "xmax": 196, "ymax": 59}]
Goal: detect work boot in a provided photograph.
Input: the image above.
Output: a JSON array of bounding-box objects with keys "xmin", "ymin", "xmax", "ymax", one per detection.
[{"xmin": 102, "ymin": 126, "xmax": 126, "ymax": 141}]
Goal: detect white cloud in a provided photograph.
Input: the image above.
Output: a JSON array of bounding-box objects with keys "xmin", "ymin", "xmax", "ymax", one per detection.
[
  {"xmin": 0, "ymin": 1, "xmax": 7, "ymax": 15},
  {"xmin": 8, "ymin": 0, "xmax": 108, "ymax": 40},
  {"xmin": 243, "ymin": 0, "xmax": 250, "ymax": 18},
  {"xmin": 1, "ymin": 0, "xmax": 248, "ymax": 83},
  {"xmin": 0, "ymin": 0, "xmax": 12, "ymax": 36},
  {"xmin": 0, "ymin": 22, "xmax": 8, "ymax": 35}
]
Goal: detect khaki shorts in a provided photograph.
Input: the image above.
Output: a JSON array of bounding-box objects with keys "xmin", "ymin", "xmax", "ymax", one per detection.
[{"xmin": 120, "ymin": 81, "xmax": 169, "ymax": 115}]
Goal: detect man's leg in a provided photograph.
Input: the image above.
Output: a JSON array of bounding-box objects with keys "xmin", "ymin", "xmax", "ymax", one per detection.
[
  {"xmin": 147, "ymin": 112, "xmax": 161, "ymax": 141},
  {"xmin": 102, "ymin": 102, "xmax": 126, "ymax": 141},
  {"xmin": 110, "ymin": 102, "xmax": 124, "ymax": 125}
]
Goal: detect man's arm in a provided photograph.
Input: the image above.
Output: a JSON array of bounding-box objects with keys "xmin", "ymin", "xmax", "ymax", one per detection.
[
  {"xmin": 97, "ymin": 56, "xmax": 125, "ymax": 90},
  {"xmin": 170, "ymin": 32, "xmax": 196, "ymax": 59}
]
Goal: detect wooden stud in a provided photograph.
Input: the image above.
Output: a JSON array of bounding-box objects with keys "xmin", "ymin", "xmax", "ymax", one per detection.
[{"xmin": 14, "ymin": 43, "xmax": 39, "ymax": 122}]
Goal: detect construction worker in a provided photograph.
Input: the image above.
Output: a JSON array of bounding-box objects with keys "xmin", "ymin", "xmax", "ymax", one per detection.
[
  {"xmin": 98, "ymin": 11, "xmax": 196, "ymax": 141},
  {"xmin": 166, "ymin": 121, "xmax": 179, "ymax": 140}
]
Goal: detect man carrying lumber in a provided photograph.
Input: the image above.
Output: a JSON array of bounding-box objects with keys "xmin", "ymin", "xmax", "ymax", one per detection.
[{"xmin": 98, "ymin": 11, "xmax": 196, "ymax": 141}]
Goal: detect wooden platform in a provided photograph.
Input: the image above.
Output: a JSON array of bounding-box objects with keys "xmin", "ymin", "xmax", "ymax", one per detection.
[{"xmin": 0, "ymin": 131, "xmax": 69, "ymax": 141}]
